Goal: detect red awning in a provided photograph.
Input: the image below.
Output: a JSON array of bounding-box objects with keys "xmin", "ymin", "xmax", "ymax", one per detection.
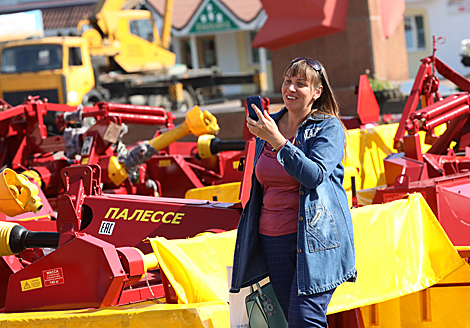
[
  {"xmin": 252, "ymin": 0, "xmax": 405, "ymax": 50},
  {"xmin": 252, "ymin": 0, "xmax": 349, "ymax": 50}
]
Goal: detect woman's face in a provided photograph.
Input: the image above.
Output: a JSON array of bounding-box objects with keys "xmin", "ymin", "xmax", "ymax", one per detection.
[{"xmin": 281, "ymin": 73, "xmax": 322, "ymax": 113}]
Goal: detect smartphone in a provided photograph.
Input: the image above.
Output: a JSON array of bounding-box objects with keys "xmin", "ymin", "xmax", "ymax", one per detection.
[{"xmin": 246, "ymin": 96, "xmax": 263, "ymax": 121}]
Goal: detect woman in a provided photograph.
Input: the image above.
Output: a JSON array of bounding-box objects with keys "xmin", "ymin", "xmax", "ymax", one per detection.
[{"xmin": 230, "ymin": 57, "xmax": 356, "ymax": 327}]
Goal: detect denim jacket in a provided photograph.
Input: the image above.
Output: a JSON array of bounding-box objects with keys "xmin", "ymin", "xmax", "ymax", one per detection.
[{"xmin": 230, "ymin": 107, "xmax": 356, "ymax": 295}]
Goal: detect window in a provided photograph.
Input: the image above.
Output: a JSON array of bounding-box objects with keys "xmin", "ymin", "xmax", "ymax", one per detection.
[
  {"xmin": 69, "ymin": 47, "xmax": 83, "ymax": 66},
  {"xmin": 246, "ymin": 31, "xmax": 271, "ymax": 65},
  {"xmin": 1, "ymin": 44, "xmax": 62, "ymax": 74},
  {"xmin": 129, "ymin": 19, "xmax": 155, "ymax": 42},
  {"xmin": 404, "ymin": 15, "xmax": 426, "ymax": 51},
  {"xmin": 200, "ymin": 38, "xmax": 216, "ymax": 68},
  {"xmin": 182, "ymin": 39, "xmax": 193, "ymax": 69}
]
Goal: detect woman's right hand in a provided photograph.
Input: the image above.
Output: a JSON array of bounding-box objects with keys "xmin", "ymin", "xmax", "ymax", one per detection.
[{"xmin": 246, "ymin": 104, "xmax": 286, "ymax": 150}]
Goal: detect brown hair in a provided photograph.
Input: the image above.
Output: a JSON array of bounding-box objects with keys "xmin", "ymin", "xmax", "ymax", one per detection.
[{"xmin": 284, "ymin": 58, "xmax": 348, "ymax": 154}]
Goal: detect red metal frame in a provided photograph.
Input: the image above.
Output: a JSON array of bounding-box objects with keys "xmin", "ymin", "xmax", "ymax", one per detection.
[{"xmin": 373, "ymin": 38, "xmax": 470, "ymax": 248}]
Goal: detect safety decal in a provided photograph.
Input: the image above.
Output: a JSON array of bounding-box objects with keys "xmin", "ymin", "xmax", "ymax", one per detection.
[
  {"xmin": 99, "ymin": 221, "xmax": 116, "ymax": 235},
  {"xmin": 43, "ymin": 267, "xmax": 65, "ymax": 287},
  {"xmin": 232, "ymin": 161, "xmax": 240, "ymax": 170},
  {"xmin": 20, "ymin": 277, "xmax": 42, "ymax": 292}
]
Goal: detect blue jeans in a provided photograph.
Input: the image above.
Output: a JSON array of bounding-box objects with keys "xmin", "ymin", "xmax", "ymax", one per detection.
[{"xmin": 260, "ymin": 233, "xmax": 336, "ymax": 328}]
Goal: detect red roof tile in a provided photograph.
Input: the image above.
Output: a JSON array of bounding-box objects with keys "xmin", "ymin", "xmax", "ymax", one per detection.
[
  {"xmin": 42, "ymin": 3, "xmax": 95, "ymax": 30},
  {"xmin": 147, "ymin": 0, "xmax": 262, "ymax": 30},
  {"xmin": 147, "ymin": 0, "xmax": 202, "ymax": 30},
  {"xmin": 220, "ymin": 0, "xmax": 263, "ymax": 23},
  {"xmin": 0, "ymin": 1, "xmax": 96, "ymax": 31}
]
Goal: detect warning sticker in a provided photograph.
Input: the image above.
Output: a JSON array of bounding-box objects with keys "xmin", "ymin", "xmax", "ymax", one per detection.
[
  {"xmin": 43, "ymin": 267, "xmax": 65, "ymax": 287},
  {"xmin": 81, "ymin": 136, "xmax": 93, "ymax": 156},
  {"xmin": 21, "ymin": 277, "xmax": 42, "ymax": 291},
  {"xmin": 103, "ymin": 121, "xmax": 122, "ymax": 143},
  {"xmin": 158, "ymin": 159, "xmax": 171, "ymax": 167}
]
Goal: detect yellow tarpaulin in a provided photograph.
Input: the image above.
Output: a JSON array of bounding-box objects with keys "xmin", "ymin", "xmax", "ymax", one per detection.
[{"xmin": 327, "ymin": 193, "xmax": 466, "ymax": 314}]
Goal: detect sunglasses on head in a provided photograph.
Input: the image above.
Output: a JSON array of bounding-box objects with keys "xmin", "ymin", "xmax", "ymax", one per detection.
[{"xmin": 290, "ymin": 57, "xmax": 323, "ymax": 76}]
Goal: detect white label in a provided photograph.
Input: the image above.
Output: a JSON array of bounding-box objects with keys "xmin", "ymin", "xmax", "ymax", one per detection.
[{"xmin": 98, "ymin": 221, "xmax": 115, "ymax": 235}]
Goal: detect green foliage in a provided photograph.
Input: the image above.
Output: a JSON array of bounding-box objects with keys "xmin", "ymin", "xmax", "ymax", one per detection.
[
  {"xmin": 364, "ymin": 69, "xmax": 396, "ymax": 92},
  {"xmin": 368, "ymin": 77, "xmax": 394, "ymax": 91},
  {"xmin": 368, "ymin": 75, "xmax": 395, "ymax": 92}
]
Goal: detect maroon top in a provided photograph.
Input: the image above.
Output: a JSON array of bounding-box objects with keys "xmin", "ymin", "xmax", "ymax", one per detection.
[{"xmin": 255, "ymin": 140, "xmax": 299, "ymax": 236}]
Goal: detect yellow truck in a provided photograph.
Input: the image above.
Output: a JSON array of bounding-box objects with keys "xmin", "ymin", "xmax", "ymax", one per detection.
[
  {"xmin": 0, "ymin": 36, "xmax": 95, "ymax": 106},
  {"xmin": 0, "ymin": 0, "xmax": 260, "ymax": 111}
]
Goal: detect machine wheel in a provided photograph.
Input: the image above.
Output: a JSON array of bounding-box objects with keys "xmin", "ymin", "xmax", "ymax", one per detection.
[
  {"xmin": 81, "ymin": 89, "xmax": 104, "ymax": 127},
  {"xmin": 187, "ymin": 86, "xmax": 205, "ymax": 106},
  {"xmin": 82, "ymin": 89, "xmax": 103, "ymax": 107}
]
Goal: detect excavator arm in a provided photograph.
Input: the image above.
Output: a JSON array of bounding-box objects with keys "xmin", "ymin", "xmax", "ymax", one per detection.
[{"xmin": 78, "ymin": 0, "xmax": 175, "ymax": 73}]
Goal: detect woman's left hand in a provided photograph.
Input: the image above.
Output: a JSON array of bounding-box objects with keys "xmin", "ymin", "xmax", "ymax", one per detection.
[{"xmin": 246, "ymin": 104, "xmax": 286, "ymax": 149}]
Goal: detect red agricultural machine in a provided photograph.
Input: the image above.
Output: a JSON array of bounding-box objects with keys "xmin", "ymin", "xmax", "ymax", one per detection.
[
  {"xmin": 0, "ymin": 164, "xmax": 243, "ymax": 312},
  {"xmin": 371, "ymin": 40, "xmax": 470, "ymax": 247}
]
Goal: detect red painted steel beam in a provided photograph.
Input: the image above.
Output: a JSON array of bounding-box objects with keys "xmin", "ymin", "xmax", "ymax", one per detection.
[
  {"xmin": 394, "ymin": 58, "xmax": 432, "ymax": 150},
  {"xmin": 435, "ymin": 57, "xmax": 470, "ymax": 92},
  {"xmin": 410, "ymin": 93, "xmax": 469, "ymax": 121},
  {"xmin": 423, "ymin": 104, "xmax": 470, "ymax": 131}
]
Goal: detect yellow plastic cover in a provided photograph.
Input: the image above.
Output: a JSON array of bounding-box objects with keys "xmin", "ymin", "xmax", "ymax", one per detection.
[
  {"xmin": 185, "ymin": 182, "xmax": 241, "ymax": 203},
  {"xmin": 0, "ymin": 301, "xmax": 230, "ymax": 327},
  {"xmin": 358, "ymin": 263, "xmax": 470, "ymax": 327}
]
